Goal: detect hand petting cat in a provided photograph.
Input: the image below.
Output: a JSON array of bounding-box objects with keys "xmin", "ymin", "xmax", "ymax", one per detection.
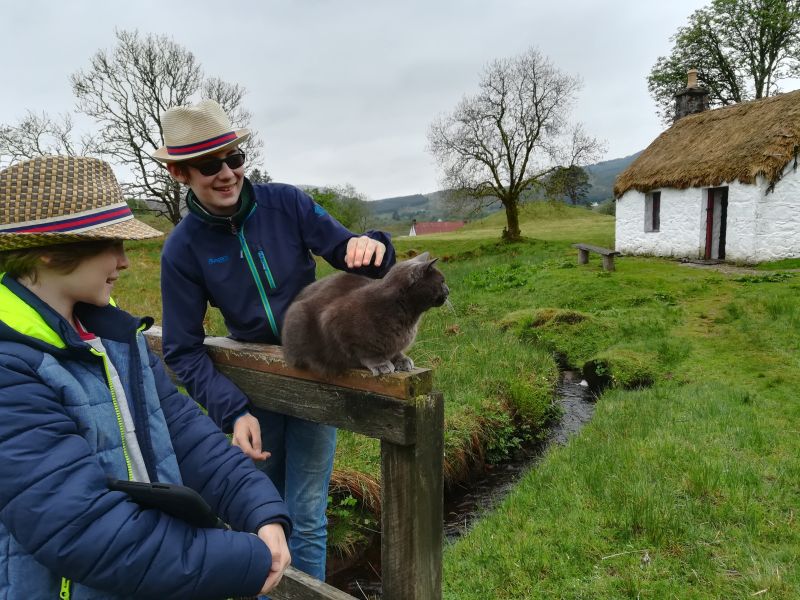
[{"xmin": 346, "ymin": 235, "xmax": 386, "ymax": 268}]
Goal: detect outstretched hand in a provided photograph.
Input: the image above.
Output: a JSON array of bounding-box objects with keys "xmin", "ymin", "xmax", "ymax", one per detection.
[
  {"xmin": 346, "ymin": 235, "xmax": 386, "ymax": 269},
  {"xmin": 232, "ymin": 413, "xmax": 270, "ymax": 461}
]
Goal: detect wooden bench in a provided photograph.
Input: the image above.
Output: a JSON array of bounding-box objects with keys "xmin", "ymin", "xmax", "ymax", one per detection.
[
  {"xmin": 145, "ymin": 326, "xmax": 443, "ymax": 600},
  {"xmin": 573, "ymin": 243, "xmax": 620, "ymax": 271}
]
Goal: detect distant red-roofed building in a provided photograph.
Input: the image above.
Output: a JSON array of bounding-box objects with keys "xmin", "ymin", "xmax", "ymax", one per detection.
[{"xmin": 408, "ymin": 219, "xmax": 465, "ymax": 236}]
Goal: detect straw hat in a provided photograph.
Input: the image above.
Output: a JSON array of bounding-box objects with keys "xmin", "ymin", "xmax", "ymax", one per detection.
[
  {"xmin": 152, "ymin": 99, "xmax": 251, "ymax": 163},
  {"xmin": 0, "ymin": 155, "xmax": 162, "ymax": 251}
]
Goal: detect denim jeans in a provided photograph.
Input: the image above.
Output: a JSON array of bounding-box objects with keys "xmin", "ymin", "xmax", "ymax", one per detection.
[{"xmin": 251, "ymin": 406, "xmax": 337, "ymax": 581}]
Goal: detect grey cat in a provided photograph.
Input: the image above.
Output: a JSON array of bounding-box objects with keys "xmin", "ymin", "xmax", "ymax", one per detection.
[{"xmin": 281, "ymin": 252, "xmax": 449, "ymax": 376}]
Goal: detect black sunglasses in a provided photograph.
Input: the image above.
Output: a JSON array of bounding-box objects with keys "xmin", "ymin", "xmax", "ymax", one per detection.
[{"xmin": 187, "ymin": 151, "xmax": 246, "ymax": 176}]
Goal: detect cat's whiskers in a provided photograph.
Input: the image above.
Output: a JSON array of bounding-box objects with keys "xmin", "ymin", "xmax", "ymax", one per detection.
[{"xmin": 443, "ymin": 297, "xmax": 456, "ymax": 313}]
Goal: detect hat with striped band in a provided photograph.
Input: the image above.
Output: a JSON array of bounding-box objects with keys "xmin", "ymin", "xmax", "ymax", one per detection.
[
  {"xmin": 151, "ymin": 99, "xmax": 251, "ymax": 163},
  {"xmin": 0, "ymin": 155, "xmax": 162, "ymax": 251}
]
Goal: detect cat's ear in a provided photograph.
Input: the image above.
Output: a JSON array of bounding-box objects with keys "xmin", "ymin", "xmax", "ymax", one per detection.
[
  {"xmin": 408, "ymin": 251, "xmax": 430, "ymax": 263},
  {"xmin": 424, "ymin": 257, "xmax": 439, "ymax": 271},
  {"xmin": 410, "ymin": 257, "xmax": 438, "ymax": 283}
]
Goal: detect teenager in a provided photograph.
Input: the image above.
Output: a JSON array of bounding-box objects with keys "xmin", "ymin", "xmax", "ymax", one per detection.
[
  {"xmin": 0, "ymin": 155, "xmax": 291, "ymax": 599},
  {"xmin": 155, "ymin": 99, "xmax": 395, "ymax": 580}
]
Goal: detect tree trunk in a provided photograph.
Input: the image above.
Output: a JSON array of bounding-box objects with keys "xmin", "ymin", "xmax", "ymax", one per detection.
[
  {"xmin": 501, "ymin": 198, "xmax": 521, "ymax": 241},
  {"xmin": 169, "ymin": 182, "xmax": 183, "ymax": 225}
]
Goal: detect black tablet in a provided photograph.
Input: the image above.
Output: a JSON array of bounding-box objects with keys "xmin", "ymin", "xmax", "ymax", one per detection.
[{"xmin": 108, "ymin": 479, "xmax": 227, "ymax": 529}]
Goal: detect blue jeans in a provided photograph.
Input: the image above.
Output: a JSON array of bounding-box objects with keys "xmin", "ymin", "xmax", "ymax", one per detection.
[{"xmin": 252, "ymin": 406, "xmax": 336, "ymax": 581}]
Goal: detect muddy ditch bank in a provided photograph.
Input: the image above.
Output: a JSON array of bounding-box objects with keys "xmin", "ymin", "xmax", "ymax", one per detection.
[{"xmin": 326, "ymin": 370, "xmax": 597, "ymax": 598}]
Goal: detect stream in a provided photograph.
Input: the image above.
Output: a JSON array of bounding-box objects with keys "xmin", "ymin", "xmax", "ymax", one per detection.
[{"xmin": 327, "ymin": 370, "xmax": 597, "ymax": 598}]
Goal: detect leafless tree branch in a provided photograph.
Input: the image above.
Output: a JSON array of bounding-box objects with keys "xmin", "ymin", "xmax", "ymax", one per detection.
[{"xmin": 428, "ymin": 47, "xmax": 604, "ymax": 240}]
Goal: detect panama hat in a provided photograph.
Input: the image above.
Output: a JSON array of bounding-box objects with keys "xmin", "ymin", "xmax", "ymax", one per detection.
[
  {"xmin": 152, "ymin": 99, "xmax": 251, "ymax": 163},
  {"xmin": 0, "ymin": 155, "xmax": 163, "ymax": 251}
]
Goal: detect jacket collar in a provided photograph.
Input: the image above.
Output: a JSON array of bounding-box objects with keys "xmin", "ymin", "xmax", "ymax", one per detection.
[
  {"xmin": 185, "ymin": 177, "xmax": 255, "ymax": 232},
  {"xmin": 0, "ymin": 274, "xmax": 150, "ymax": 355}
]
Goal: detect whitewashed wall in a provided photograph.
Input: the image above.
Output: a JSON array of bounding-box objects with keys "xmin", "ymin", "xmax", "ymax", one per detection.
[
  {"xmin": 753, "ymin": 163, "xmax": 800, "ymax": 261},
  {"xmin": 615, "ymin": 164, "xmax": 800, "ymax": 262},
  {"xmin": 717, "ymin": 179, "xmax": 758, "ymax": 261},
  {"xmin": 615, "ymin": 187, "xmax": 705, "ymax": 257}
]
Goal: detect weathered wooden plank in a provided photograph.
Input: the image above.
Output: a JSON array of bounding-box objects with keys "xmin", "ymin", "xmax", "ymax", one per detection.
[
  {"xmin": 271, "ymin": 566, "xmax": 356, "ymax": 600},
  {"xmin": 572, "ymin": 242, "xmax": 620, "ymax": 257},
  {"xmin": 215, "ymin": 363, "xmax": 416, "ymax": 445},
  {"xmin": 145, "ymin": 326, "xmax": 432, "ymax": 400},
  {"xmin": 380, "ymin": 392, "xmax": 444, "ymax": 600}
]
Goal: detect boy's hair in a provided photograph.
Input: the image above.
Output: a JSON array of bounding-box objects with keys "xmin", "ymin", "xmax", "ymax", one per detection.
[
  {"xmin": 0, "ymin": 239, "xmax": 122, "ymax": 283},
  {"xmin": 169, "ymin": 162, "xmax": 191, "ymax": 179}
]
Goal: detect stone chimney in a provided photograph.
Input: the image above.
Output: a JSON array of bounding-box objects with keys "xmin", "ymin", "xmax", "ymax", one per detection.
[{"xmin": 674, "ymin": 69, "xmax": 709, "ymax": 122}]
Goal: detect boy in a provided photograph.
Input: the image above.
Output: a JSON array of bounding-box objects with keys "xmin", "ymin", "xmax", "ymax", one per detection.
[{"xmin": 0, "ymin": 155, "xmax": 290, "ymax": 599}]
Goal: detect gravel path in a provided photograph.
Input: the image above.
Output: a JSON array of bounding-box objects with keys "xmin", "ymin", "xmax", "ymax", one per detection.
[{"xmin": 676, "ymin": 260, "xmax": 800, "ymax": 275}]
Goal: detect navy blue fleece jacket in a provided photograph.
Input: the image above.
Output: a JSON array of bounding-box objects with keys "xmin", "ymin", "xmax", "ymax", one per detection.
[{"xmin": 160, "ymin": 180, "xmax": 395, "ymax": 432}]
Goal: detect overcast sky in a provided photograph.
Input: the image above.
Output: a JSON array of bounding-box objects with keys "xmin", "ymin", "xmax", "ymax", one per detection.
[{"xmin": 0, "ymin": 0, "xmax": 711, "ymax": 199}]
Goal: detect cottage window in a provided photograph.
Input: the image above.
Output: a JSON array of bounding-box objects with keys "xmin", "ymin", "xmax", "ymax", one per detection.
[{"xmin": 644, "ymin": 191, "xmax": 660, "ymax": 232}]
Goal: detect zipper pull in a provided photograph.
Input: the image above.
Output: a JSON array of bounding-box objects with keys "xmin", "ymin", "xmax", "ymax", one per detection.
[
  {"xmin": 60, "ymin": 577, "xmax": 71, "ymax": 599},
  {"xmin": 229, "ymin": 218, "xmax": 238, "ymax": 235}
]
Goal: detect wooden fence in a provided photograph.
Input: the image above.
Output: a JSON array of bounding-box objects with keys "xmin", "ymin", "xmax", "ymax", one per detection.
[{"xmin": 145, "ymin": 327, "xmax": 444, "ymax": 600}]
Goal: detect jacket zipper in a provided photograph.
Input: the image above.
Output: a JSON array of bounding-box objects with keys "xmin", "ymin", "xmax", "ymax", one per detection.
[
  {"xmin": 257, "ymin": 249, "xmax": 277, "ymax": 289},
  {"xmin": 89, "ymin": 347, "xmax": 134, "ymax": 480},
  {"xmin": 58, "ymin": 332, "xmax": 143, "ymax": 599},
  {"xmin": 237, "ymin": 229, "xmax": 280, "ymax": 339}
]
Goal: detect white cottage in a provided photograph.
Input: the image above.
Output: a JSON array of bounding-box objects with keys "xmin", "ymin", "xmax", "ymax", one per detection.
[{"xmin": 615, "ymin": 86, "xmax": 800, "ymax": 263}]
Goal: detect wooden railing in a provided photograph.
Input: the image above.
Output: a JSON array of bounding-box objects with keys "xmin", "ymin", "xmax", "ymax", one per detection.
[{"xmin": 145, "ymin": 327, "xmax": 444, "ymax": 600}]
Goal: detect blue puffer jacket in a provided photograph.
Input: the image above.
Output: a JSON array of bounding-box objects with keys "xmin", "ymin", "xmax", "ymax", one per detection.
[
  {"xmin": 0, "ymin": 275, "xmax": 291, "ymax": 600},
  {"xmin": 161, "ymin": 180, "xmax": 396, "ymax": 431}
]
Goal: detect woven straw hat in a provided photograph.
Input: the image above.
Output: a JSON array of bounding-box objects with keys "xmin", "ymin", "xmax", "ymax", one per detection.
[
  {"xmin": 152, "ymin": 99, "xmax": 251, "ymax": 163},
  {"xmin": 0, "ymin": 155, "xmax": 163, "ymax": 251}
]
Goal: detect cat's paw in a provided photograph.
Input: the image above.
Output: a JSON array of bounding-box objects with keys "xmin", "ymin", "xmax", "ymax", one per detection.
[
  {"xmin": 364, "ymin": 360, "xmax": 396, "ymax": 376},
  {"xmin": 393, "ymin": 356, "xmax": 415, "ymax": 371}
]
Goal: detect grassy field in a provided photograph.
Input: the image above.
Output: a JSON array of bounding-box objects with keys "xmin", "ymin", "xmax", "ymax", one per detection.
[
  {"xmin": 119, "ymin": 202, "xmax": 799, "ymax": 598},
  {"xmin": 432, "ymin": 208, "xmax": 800, "ymax": 598}
]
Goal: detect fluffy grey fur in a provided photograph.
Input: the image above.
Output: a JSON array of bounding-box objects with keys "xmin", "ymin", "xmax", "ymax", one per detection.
[{"xmin": 281, "ymin": 252, "xmax": 449, "ymax": 376}]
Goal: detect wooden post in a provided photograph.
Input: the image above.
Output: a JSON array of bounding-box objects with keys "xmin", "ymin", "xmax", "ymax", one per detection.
[
  {"xmin": 577, "ymin": 248, "xmax": 589, "ymax": 264},
  {"xmin": 381, "ymin": 392, "xmax": 444, "ymax": 600},
  {"xmin": 602, "ymin": 255, "xmax": 616, "ymax": 271}
]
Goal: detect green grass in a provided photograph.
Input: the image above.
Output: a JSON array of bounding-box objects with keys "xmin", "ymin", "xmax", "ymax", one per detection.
[
  {"xmin": 444, "ymin": 380, "xmax": 800, "ymax": 598},
  {"xmin": 756, "ymin": 257, "xmax": 800, "ymax": 270},
  {"xmin": 435, "ymin": 211, "xmax": 800, "ymax": 598},
  {"xmin": 118, "ymin": 203, "xmax": 800, "ymax": 596}
]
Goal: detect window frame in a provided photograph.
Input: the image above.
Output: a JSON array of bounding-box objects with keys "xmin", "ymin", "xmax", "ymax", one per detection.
[{"xmin": 644, "ymin": 191, "xmax": 661, "ymax": 233}]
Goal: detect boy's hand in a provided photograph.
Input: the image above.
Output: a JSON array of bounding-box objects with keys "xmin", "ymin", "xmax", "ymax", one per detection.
[
  {"xmin": 258, "ymin": 523, "xmax": 291, "ymax": 594},
  {"xmin": 232, "ymin": 413, "xmax": 270, "ymax": 461},
  {"xmin": 346, "ymin": 235, "xmax": 385, "ymax": 268}
]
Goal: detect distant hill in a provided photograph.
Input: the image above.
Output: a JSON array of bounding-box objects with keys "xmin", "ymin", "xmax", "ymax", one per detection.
[
  {"xmin": 368, "ymin": 190, "xmax": 499, "ymax": 223},
  {"xmin": 369, "ymin": 151, "xmax": 641, "ymax": 219},
  {"xmin": 584, "ymin": 151, "xmax": 641, "ymax": 204}
]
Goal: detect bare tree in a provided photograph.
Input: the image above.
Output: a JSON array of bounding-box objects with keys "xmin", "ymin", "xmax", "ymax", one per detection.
[
  {"xmin": 0, "ymin": 111, "xmax": 101, "ymax": 164},
  {"xmin": 428, "ymin": 47, "xmax": 604, "ymax": 241},
  {"xmin": 70, "ymin": 30, "xmax": 263, "ymax": 224}
]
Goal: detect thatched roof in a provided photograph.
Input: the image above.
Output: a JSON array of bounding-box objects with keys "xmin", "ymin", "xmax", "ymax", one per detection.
[{"xmin": 614, "ymin": 90, "xmax": 800, "ymax": 198}]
